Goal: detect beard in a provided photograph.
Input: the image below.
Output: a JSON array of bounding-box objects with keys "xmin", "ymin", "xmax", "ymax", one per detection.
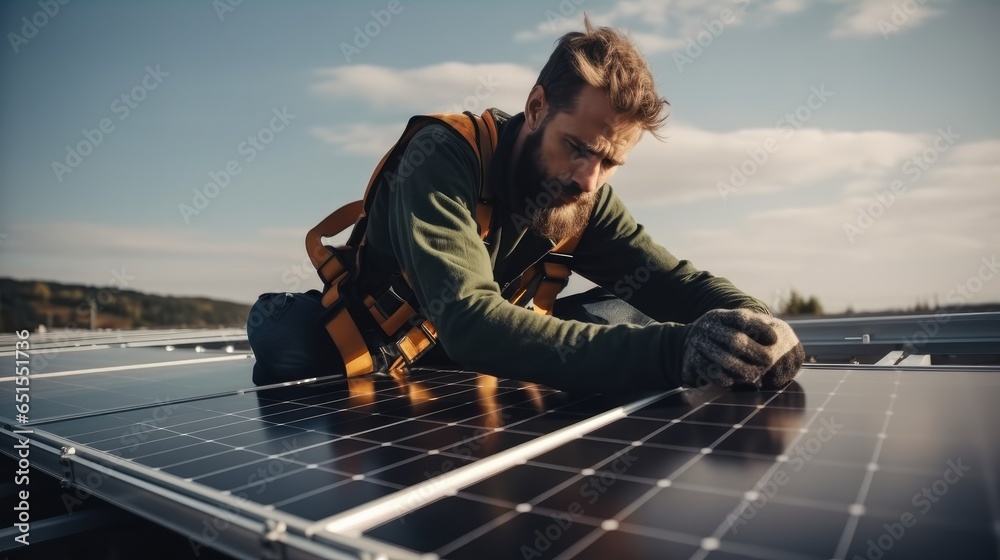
[
  {"xmin": 512, "ymin": 123, "xmax": 597, "ymax": 243},
  {"xmin": 531, "ymin": 191, "xmax": 595, "ymax": 243}
]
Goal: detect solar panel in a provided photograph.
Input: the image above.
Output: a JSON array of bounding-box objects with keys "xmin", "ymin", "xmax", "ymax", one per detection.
[
  {"xmin": 34, "ymin": 370, "xmax": 642, "ymax": 521},
  {"xmin": 0, "ymin": 349, "xmax": 254, "ymax": 421},
  {"xmin": 0, "ymin": 345, "xmax": 243, "ymax": 375},
  {"xmin": 349, "ymin": 369, "xmax": 999, "ymax": 560},
  {"xmin": 1, "ymin": 325, "xmax": 998, "ymax": 559},
  {"xmin": 0, "ymin": 328, "xmax": 252, "ymax": 424}
]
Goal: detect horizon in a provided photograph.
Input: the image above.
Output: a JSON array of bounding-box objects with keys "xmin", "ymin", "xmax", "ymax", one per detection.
[
  {"xmin": 1, "ymin": 0, "xmax": 998, "ymax": 313},
  {"xmin": 6, "ymin": 275, "xmax": 1000, "ymax": 318}
]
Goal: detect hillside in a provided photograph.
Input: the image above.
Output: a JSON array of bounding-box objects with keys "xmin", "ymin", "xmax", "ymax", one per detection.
[{"xmin": 0, "ymin": 277, "xmax": 251, "ymax": 331}]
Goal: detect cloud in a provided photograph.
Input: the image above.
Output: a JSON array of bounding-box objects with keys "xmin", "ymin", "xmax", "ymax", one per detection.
[
  {"xmin": 309, "ymin": 62, "xmax": 537, "ymax": 156},
  {"xmin": 627, "ymin": 31, "xmax": 689, "ymax": 55},
  {"xmin": 2, "ymin": 222, "xmax": 297, "ymax": 261},
  {"xmin": 512, "ymin": 0, "xmax": 802, "ymax": 54},
  {"xmin": 612, "ymin": 124, "xmax": 929, "ymax": 204},
  {"xmin": 305, "ymin": 54, "xmax": 997, "ymax": 312},
  {"xmin": 511, "ymin": 0, "xmax": 951, "ymax": 51},
  {"xmin": 310, "ymin": 62, "xmax": 537, "ymax": 115},
  {"xmin": 10, "ymin": 134, "xmax": 994, "ymax": 313},
  {"xmin": 830, "ymin": 0, "xmax": 952, "ymax": 38},
  {"xmin": 766, "ymin": 0, "xmax": 808, "ymax": 16},
  {"xmin": 0, "ymin": 222, "xmax": 319, "ymax": 303},
  {"xmin": 628, "ymin": 138, "xmax": 1000, "ymax": 311},
  {"xmin": 311, "ymin": 122, "xmax": 405, "ymax": 158}
]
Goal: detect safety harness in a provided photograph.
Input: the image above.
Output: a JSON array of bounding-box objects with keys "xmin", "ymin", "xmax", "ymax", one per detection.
[{"xmin": 305, "ymin": 109, "xmax": 582, "ymax": 378}]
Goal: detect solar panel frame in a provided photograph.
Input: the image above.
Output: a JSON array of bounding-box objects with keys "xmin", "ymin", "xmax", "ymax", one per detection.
[{"xmin": 1, "ymin": 321, "xmax": 998, "ymax": 559}]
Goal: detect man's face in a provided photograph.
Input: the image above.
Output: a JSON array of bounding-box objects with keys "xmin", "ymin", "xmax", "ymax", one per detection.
[{"xmin": 512, "ymin": 85, "xmax": 641, "ymax": 241}]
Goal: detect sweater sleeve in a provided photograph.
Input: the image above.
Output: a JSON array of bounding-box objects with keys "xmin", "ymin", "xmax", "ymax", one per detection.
[
  {"xmin": 571, "ymin": 185, "xmax": 771, "ymax": 323},
  {"xmin": 382, "ymin": 126, "xmax": 692, "ymax": 391}
]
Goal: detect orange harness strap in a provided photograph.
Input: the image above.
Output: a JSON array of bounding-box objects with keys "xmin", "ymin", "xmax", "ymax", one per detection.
[
  {"xmin": 306, "ymin": 109, "xmax": 581, "ymax": 378},
  {"xmin": 510, "ymin": 233, "xmax": 583, "ymax": 316}
]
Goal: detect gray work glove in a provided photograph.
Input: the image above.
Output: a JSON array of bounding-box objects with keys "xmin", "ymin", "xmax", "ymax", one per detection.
[
  {"xmin": 681, "ymin": 308, "xmax": 804, "ymax": 390},
  {"xmin": 759, "ymin": 318, "xmax": 806, "ymax": 390}
]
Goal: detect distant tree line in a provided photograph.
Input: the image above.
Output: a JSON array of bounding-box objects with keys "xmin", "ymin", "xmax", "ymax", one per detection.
[
  {"xmin": 0, "ymin": 277, "xmax": 250, "ymax": 331},
  {"xmin": 777, "ymin": 290, "xmax": 823, "ymax": 317}
]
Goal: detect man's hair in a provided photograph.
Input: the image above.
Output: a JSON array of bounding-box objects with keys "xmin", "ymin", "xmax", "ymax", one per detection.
[{"xmin": 535, "ymin": 16, "xmax": 669, "ymax": 139}]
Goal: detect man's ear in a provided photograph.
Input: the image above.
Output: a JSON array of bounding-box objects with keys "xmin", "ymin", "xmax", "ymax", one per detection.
[{"xmin": 524, "ymin": 85, "xmax": 548, "ymax": 132}]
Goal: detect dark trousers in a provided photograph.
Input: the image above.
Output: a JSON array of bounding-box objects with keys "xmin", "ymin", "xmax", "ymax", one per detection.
[{"xmin": 246, "ymin": 287, "xmax": 654, "ymax": 385}]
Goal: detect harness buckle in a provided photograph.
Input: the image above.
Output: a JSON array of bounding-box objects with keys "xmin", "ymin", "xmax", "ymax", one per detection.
[
  {"xmin": 393, "ymin": 321, "xmax": 437, "ymax": 366},
  {"xmin": 538, "ymin": 261, "xmax": 571, "ymax": 288}
]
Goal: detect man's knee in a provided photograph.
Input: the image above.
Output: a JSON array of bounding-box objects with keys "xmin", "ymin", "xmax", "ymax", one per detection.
[
  {"xmin": 553, "ymin": 288, "xmax": 652, "ymax": 326},
  {"xmin": 246, "ymin": 292, "xmax": 287, "ymax": 337}
]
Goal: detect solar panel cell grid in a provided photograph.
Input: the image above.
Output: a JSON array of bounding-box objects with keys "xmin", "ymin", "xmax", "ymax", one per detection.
[
  {"xmin": 0, "ymin": 351, "xmax": 254, "ymax": 421},
  {"xmin": 29, "ymin": 368, "xmax": 627, "ymax": 526},
  {"xmin": 347, "ymin": 369, "xmax": 999, "ymax": 560},
  {"xmin": 4, "ymin": 330, "xmax": 998, "ymax": 560}
]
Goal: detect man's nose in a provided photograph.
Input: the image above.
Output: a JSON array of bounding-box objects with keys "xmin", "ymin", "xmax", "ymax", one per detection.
[{"xmin": 570, "ymin": 157, "xmax": 602, "ymax": 194}]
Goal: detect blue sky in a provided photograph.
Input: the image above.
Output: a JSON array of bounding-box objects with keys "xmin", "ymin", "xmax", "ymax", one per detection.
[{"xmin": 1, "ymin": 0, "xmax": 997, "ymax": 313}]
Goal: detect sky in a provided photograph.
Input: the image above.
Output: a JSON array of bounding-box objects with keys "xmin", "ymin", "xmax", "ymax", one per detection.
[{"xmin": 1, "ymin": 0, "xmax": 998, "ymax": 314}]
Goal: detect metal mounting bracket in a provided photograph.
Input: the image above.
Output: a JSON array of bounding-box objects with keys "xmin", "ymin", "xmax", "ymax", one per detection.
[
  {"xmin": 59, "ymin": 446, "xmax": 77, "ymax": 489},
  {"xmin": 261, "ymin": 519, "xmax": 288, "ymax": 560}
]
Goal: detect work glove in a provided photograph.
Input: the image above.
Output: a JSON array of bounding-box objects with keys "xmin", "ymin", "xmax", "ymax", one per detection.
[
  {"xmin": 680, "ymin": 308, "xmax": 804, "ymax": 390},
  {"xmin": 758, "ymin": 316, "xmax": 805, "ymax": 390}
]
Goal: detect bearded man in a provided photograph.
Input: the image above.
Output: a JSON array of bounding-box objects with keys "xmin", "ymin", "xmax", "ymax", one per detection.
[{"xmin": 247, "ymin": 19, "xmax": 805, "ymax": 393}]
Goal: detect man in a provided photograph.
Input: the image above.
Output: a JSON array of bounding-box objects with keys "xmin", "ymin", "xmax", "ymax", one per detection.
[{"xmin": 248, "ymin": 19, "xmax": 804, "ymax": 393}]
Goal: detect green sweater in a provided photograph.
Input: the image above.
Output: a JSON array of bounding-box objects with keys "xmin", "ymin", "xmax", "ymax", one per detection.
[{"xmin": 362, "ymin": 110, "xmax": 769, "ymax": 392}]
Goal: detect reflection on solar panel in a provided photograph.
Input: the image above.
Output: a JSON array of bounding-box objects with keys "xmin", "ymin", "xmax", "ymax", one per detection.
[{"xmin": 1, "ymin": 319, "xmax": 998, "ymax": 559}]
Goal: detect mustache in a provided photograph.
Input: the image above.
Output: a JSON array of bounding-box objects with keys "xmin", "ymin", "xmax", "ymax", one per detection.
[
  {"xmin": 560, "ymin": 182, "xmax": 583, "ymax": 198},
  {"xmin": 546, "ymin": 173, "xmax": 587, "ymax": 200},
  {"xmin": 559, "ymin": 182, "xmax": 598, "ymax": 204}
]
